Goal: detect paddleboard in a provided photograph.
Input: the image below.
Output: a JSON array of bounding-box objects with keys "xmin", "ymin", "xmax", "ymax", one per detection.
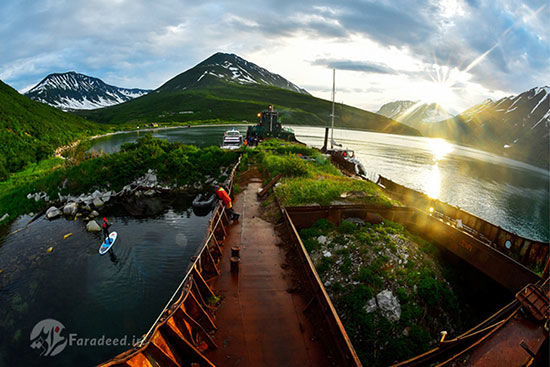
[{"xmin": 99, "ymin": 232, "xmax": 117, "ymax": 255}]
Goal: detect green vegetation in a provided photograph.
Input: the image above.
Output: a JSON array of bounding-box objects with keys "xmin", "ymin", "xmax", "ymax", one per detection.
[
  {"xmin": 77, "ymin": 82, "xmax": 420, "ymax": 136},
  {"xmin": 0, "ymin": 80, "xmax": 103, "ymax": 179},
  {"xmin": 242, "ymin": 139, "xmax": 393, "ymax": 207},
  {"xmin": 301, "ymin": 218, "xmax": 463, "ymax": 366},
  {"xmin": 0, "ymin": 135, "xmax": 238, "ymax": 224}
]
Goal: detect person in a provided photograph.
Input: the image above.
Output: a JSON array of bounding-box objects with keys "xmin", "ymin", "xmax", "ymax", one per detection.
[
  {"xmin": 216, "ymin": 186, "xmax": 239, "ymax": 220},
  {"xmin": 102, "ymin": 217, "xmax": 112, "ymax": 243},
  {"xmin": 243, "ymin": 138, "xmax": 248, "ymax": 149}
]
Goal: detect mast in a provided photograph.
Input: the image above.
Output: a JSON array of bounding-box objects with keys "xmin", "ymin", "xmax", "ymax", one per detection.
[{"xmin": 330, "ymin": 68, "xmax": 335, "ymax": 149}]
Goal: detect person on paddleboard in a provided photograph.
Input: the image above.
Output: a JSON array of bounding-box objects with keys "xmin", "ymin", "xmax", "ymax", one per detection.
[
  {"xmin": 102, "ymin": 217, "xmax": 112, "ymax": 243},
  {"xmin": 216, "ymin": 186, "xmax": 239, "ymax": 221}
]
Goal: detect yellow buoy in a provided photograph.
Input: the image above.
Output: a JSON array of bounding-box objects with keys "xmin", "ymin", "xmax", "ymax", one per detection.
[
  {"xmin": 64, "ymin": 233, "xmax": 73, "ymax": 239},
  {"xmin": 46, "ymin": 247, "xmax": 54, "ymax": 253}
]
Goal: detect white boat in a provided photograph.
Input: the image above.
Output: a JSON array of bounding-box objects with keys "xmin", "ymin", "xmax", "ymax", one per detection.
[{"xmin": 220, "ymin": 128, "xmax": 243, "ymax": 150}]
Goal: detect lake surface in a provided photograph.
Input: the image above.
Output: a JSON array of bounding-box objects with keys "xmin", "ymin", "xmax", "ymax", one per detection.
[
  {"xmin": 291, "ymin": 126, "xmax": 549, "ymax": 242},
  {"xmin": 0, "ymin": 196, "xmax": 211, "ymax": 366}
]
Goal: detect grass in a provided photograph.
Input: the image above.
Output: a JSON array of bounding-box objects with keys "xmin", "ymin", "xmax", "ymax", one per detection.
[
  {"xmin": 0, "ymin": 135, "xmax": 239, "ymax": 226},
  {"xmin": 243, "ymin": 139, "xmax": 393, "ymax": 208},
  {"xmin": 300, "ymin": 217, "xmax": 464, "ymax": 366}
]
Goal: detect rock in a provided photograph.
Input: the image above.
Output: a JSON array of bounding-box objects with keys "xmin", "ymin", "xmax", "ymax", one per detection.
[
  {"xmin": 86, "ymin": 220, "xmax": 101, "ymax": 232},
  {"xmin": 0, "ymin": 213, "xmax": 8, "ymax": 222},
  {"xmin": 46, "ymin": 207, "xmax": 62, "ymax": 220},
  {"xmin": 317, "ymin": 235, "xmax": 328, "ymax": 245},
  {"xmin": 90, "ymin": 210, "xmax": 99, "ymax": 218},
  {"xmin": 340, "ymin": 191, "xmax": 367, "ymax": 199},
  {"xmin": 26, "ymin": 193, "xmax": 33, "ymax": 200},
  {"xmin": 63, "ymin": 202, "xmax": 78, "ymax": 216},
  {"xmin": 322, "ymin": 250, "xmax": 332, "ymax": 258},
  {"xmin": 102, "ymin": 191, "xmax": 112, "ymax": 202},
  {"xmin": 82, "ymin": 204, "xmax": 92, "ymax": 212},
  {"xmin": 144, "ymin": 190, "xmax": 156, "ymax": 197},
  {"xmin": 346, "ymin": 217, "xmax": 366, "ymax": 227},
  {"xmin": 376, "ymin": 290, "xmax": 401, "ymax": 322},
  {"xmin": 92, "ymin": 190, "xmax": 102, "ymax": 199},
  {"xmin": 92, "ymin": 197, "xmax": 104, "ymax": 208},
  {"xmin": 364, "ymin": 297, "xmax": 377, "ymax": 313}
]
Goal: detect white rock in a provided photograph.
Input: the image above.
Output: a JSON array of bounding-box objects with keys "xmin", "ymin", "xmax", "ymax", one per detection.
[
  {"xmin": 92, "ymin": 197, "xmax": 104, "ymax": 208},
  {"xmin": 63, "ymin": 202, "xmax": 78, "ymax": 216},
  {"xmin": 0, "ymin": 213, "xmax": 8, "ymax": 222},
  {"xmin": 46, "ymin": 206, "xmax": 62, "ymax": 220},
  {"xmin": 322, "ymin": 250, "xmax": 332, "ymax": 258},
  {"xmin": 90, "ymin": 210, "xmax": 99, "ymax": 218},
  {"xmin": 376, "ymin": 290, "xmax": 401, "ymax": 322},
  {"xmin": 364, "ymin": 297, "xmax": 377, "ymax": 313},
  {"xmin": 317, "ymin": 235, "xmax": 328, "ymax": 245},
  {"xmin": 27, "ymin": 193, "xmax": 33, "ymax": 200},
  {"xmin": 86, "ymin": 220, "xmax": 101, "ymax": 232},
  {"xmin": 92, "ymin": 190, "xmax": 102, "ymax": 199}
]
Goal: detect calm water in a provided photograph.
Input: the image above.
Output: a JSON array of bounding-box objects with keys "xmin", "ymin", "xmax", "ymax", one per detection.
[
  {"xmin": 291, "ymin": 126, "xmax": 549, "ymax": 242},
  {"xmin": 0, "ymin": 197, "xmax": 211, "ymax": 366},
  {"xmin": 90, "ymin": 125, "xmax": 249, "ymax": 154}
]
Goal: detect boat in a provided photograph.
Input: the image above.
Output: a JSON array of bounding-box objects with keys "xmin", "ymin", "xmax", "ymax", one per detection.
[
  {"xmin": 220, "ymin": 128, "xmax": 243, "ymax": 150},
  {"xmin": 192, "ymin": 192, "xmax": 217, "ymax": 216}
]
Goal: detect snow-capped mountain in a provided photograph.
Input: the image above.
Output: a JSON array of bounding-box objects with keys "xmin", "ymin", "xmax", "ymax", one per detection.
[
  {"xmin": 376, "ymin": 100, "xmax": 452, "ymax": 127},
  {"xmin": 25, "ymin": 72, "xmax": 151, "ymax": 110},
  {"xmin": 157, "ymin": 52, "xmax": 309, "ymax": 94},
  {"xmin": 421, "ymin": 86, "xmax": 550, "ymax": 168}
]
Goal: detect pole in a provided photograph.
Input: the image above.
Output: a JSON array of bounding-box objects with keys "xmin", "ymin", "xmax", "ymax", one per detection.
[{"xmin": 331, "ymin": 69, "xmax": 335, "ymax": 149}]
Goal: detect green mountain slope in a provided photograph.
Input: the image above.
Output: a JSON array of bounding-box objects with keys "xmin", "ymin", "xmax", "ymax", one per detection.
[
  {"xmin": 77, "ymin": 53, "xmax": 420, "ymax": 136},
  {"xmin": 0, "ymin": 80, "xmax": 100, "ymax": 178}
]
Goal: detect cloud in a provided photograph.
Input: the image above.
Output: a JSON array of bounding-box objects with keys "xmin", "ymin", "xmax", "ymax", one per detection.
[
  {"xmin": 0, "ymin": 0, "xmax": 547, "ymax": 112},
  {"xmin": 312, "ymin": 58, "xmax": 397, "ymax": 74}
]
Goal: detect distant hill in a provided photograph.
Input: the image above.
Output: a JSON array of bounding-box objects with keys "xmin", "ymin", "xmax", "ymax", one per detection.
[
  {"xmin": 377, "ymin": 101, "xmax": 452, "ymax": 128},
  {"xmin": 419, "ymin": 87, "xmax": 549, "ymax": 168},
  {"xmin": 78, "ymin": 53, "xmax": 420, "ymax": 136},
  {"xmin": 0, "ymin": 80, "xmax": 100, "ymax": 178},
  {"xmin": 25, "ymin": 71, "xmax": 150, "ymax": 110}
]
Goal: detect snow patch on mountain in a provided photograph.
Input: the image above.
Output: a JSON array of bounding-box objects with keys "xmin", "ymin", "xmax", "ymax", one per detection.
[{"xmin": 25, "ymin": 71, "xmax": 151, "ymax": 110}]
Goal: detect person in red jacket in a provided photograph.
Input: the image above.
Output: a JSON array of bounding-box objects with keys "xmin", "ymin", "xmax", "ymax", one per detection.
[
  {"xmin": 216, "ymin": 186, "xmax": 239, "ymax": 220},
  {"xmin": 102, "ymin": 217, "xmax": 112, "ymax": 243}
]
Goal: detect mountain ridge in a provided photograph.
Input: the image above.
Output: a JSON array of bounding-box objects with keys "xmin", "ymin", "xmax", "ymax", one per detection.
[
  {"xmin": 419, "ymin": 86, "xmax": 549, "ymax": 168},
  {"xmin": 77, "ymin": 52, "xmax": 420, "ymax": 137},
  {"xmin": 25, "ymin": 71, "xmax": 151, "ymax": 110},
  {"xmin": 376, "ymin": 100, "xmax": 452, "ymax": 127}
]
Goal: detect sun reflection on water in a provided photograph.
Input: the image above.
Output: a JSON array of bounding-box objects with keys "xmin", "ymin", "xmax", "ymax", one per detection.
[
  {"xmin": 425, "ymin": 139, "xmax": 453, "ymax": 199},
  {"xmin": 430, "ymin": 138, "xmax": 454, "ymax": 161}
]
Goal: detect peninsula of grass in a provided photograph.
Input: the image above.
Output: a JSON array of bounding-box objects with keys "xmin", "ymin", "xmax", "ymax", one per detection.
[
  {"xmin": 241, "ymin": 139, "xmax": 393, "ymax": 207},
  {"xmin": 0, "ymin": 135, "xmax": 238, "ymax": 226}
]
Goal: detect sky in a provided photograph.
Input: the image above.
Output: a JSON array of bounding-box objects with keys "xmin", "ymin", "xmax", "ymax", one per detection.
[{"xmin": 0, "ymin": 0, "xmax": 548, "ymax": 113}]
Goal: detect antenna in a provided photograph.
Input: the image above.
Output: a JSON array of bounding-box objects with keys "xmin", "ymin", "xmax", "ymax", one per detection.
[{"xmin": 331, "ymin": 68, "xmax": 335, "ymax": 149}]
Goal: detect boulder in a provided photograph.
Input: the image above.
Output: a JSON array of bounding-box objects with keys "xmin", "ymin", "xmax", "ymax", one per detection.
[
  {"xmin": 376, "ymin": 290, "xmax": 401, "ymax": 322},
  {"xmin": 46, "ymin": 206, "xmax": 62, "ymax": 220},
  {"xmin": 364, "ymin": 297, "xmax": 377, "ymax": 313},
  {"xmin": 92, "ymin": 197, "xmax": 104, "ymax": 208},
  {"xmin": 86, "ymin": 220, "xmax": 101, "ymax": 232},
  {"xmin": 63, "ymin": 202, "xmax": 78, "ymax": 216},
  {"xmin": 90, "ymin": 210, "xmax": 99, "ymax": 218}
]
